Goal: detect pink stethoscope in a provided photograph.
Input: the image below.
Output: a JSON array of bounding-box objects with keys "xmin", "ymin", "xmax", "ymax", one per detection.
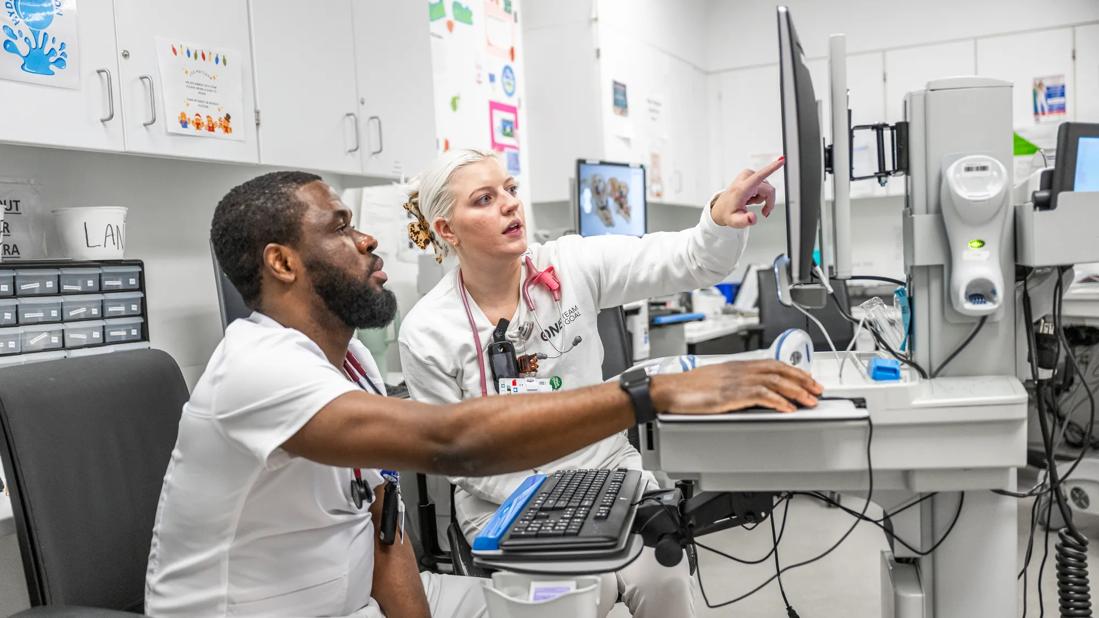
[{"xmin": 458, "ymin": 255, "xmax": 564, "ymax": 397}]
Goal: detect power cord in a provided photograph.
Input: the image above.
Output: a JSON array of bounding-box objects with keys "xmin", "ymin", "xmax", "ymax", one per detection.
[
  {"xmin": 694, "ymin": 416, "xmax": 874, "ymax": 610},
  {"xmin": 770, "ymin": 502, "xmax": 799, "ymax": 618},
  {"xmin": 830, "ymin": 289, "xmax": 929, "ymax": 379},
  {"xmin": 799, "ymin": 491, "xmax": 964, "ymax": 557},
  {"xmin": 929, "ymin": 315, "xmax": 988, "ymax": 379}
]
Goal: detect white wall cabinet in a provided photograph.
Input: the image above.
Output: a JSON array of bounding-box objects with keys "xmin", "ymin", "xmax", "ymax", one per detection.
[
  {"xmin": 1075, "ymin": 24, "xmax": 1099, "ymax": 123},
  {"xmin": 353, "ymin": 0, "xmax": 438, "ymax": 180},
  {"xmin": 113, "ymin": 0, "xmax": 259, "ymax": 164},
  {"xmin": 0, "ymin": 1, "xmax": 123, "ymax": 152},
  {"xmin": 977, "ymin": 28, "xmax": 1075, "ymax": 129},
  {"xmin": 249, "ymin": 0, "xmax": 361, "ymax": 174}
]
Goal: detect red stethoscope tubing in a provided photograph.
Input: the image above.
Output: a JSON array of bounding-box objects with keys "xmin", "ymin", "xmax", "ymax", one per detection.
[
  {"xmin": 343, "ymin": 351, "xmax": 383, "ymax": 491},
  {"xmin": 458, "ymin": 256, "xmax": 562, "ymax": 398}
]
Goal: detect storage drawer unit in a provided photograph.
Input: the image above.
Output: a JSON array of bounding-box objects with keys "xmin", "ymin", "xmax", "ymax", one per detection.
[
  {"xmin": 15, "ymin": 269, "xmax": 59, "ymax": 296},
  {"xmin": 104, "ymin": 318, "xmax": 144, "ymax": 344},
  {"xmin": 100, "ymin": 266, "xmax": 141, "ymax": 291},
  {"xmin": 0, "ymin": 298, "xmax": 16, "ymax": 326},
  {"xmin": 102, "ymin": 292, "xmax": 143, "ymax": 318},
  {"xmin": 59, "ymin": 268, "xmax": 101, "ymax": 293},
  {"xmin": 62, "ymin": 295, "xmax": 104, "ymax": 321},
  {"xmin": 0, "ymin": 327, "xmax": 20, "ymax": 355},
  {"xmin": 64, "ymin": 320, "xmax": 105, "ymax": 349},
  {"xmin": 21, "ymin": 324, "xmax": 63, "ymax": 353},
  {"xmin": 18, "ymin": 297, "xmax": 62, "ymax": 325},
  {"xmin": 0, "ymin": 270, "xmax": 13, "ymax": 297}
]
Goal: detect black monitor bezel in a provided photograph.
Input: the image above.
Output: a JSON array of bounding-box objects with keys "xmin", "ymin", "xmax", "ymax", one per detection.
[
  {"xmin": 574, "ymin": 159, "xmax": 648, "ymax": 238},
  {"xmin": 1051, "ymin": 122, "xmax": 1099, "ymax": 206}
]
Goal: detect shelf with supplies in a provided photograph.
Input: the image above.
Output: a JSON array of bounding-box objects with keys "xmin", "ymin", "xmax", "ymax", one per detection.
[{"xmin": 0, "ymin": 260, "xmax": 150, "ymax": 367}]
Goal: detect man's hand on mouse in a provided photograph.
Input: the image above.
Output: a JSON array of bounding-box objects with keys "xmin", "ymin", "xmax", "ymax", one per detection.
[
  {"xmin": 711, "ymin": 156, "xmax": 785, "ymax": 229},
  {"xmin": 652, "ymin": 359, "xmax": 822, "ymax": 415}
]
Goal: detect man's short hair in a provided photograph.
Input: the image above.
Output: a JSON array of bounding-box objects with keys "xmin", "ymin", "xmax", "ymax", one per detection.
[{"xmin": 211, "ymin": 171, "xmax": 322, "ymax": 307}]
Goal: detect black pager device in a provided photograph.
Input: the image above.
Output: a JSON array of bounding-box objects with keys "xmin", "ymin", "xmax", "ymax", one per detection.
[{"xmin": 488, "ymin": 319, "xmax": 520, "ymax": 392}]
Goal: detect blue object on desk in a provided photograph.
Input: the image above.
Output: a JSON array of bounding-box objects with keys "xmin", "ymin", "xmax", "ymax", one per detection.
[
  {"xmin": 651, "ymin": 312, "xmax": 706, "ymax": 326},
  {"xmin": 472, "ymin": 473, "xmax": 547, "ymax": 551},
  {"xmin": 868, "ymin": 357, "xmax": 901, "ymax": 381},
  {"xmin": 715, "ymin": 283, "xmax": 739, "ymax": 304}
]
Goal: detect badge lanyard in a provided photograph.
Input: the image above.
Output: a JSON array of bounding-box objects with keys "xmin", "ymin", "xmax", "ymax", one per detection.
[
  {"xmin": 457, "ymin": 255, "xmax": 572, "ymax": 397},
  {"xmin": 342, "ymin": 352, "xmax": 404, "ymax": 543}
]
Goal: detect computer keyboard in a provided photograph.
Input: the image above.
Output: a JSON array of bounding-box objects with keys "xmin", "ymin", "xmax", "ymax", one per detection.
[{"xmin": 473, "ymin": 468, "xmax": 643, "ymax": 554}]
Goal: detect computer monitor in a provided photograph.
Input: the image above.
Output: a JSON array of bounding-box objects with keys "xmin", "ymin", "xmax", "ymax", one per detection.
[
  {"xmin": 777, "ymin": 6, "xmax": 822, "ymax": 285},
  {"xmin": 576, "ymin": 160, "xmax": 647, "ymax": 237},
  {"xmin": 1051, "ymin": 122, "xmax": 1099, "ymax": 206}
]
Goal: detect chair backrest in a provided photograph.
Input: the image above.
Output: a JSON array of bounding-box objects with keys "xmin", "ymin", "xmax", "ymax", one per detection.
[
  {"xmin": 0, "ymin": 350, "xmax": 189, "ymax": 610},
  {"xmin": 211, "ymin": 241, "xmax": 252, "ymax": 331},
  {"xmin": 757, "ymin": 268, "xmax": 855, "ymax": 351},
  {"xmin": 597, "ymin": 306, "xmax": 632, "ymax": 381}
]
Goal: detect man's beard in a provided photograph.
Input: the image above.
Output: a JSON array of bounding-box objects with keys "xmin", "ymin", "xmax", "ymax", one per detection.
[{"xmin": 306, "ymin": 255, "xmax": 397, "ymax": 329}]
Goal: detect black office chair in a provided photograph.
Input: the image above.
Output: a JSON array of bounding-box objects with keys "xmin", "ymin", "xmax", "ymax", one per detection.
[
  {"xmin": 757, "ymin": 267, "xmax": 855, "ymax": 350},
  {"xmin": 0, "ymin": 350, "xmax": 189, "ymax": 616},
  {"xmin": 597, "ymin": 306, "xmax": 640, "ymax": 450}
]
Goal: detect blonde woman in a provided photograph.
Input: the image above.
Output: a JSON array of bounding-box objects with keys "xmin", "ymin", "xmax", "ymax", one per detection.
[{"xmin": 399, "ymin": 149, "xmax": 788, "ymax": 616}]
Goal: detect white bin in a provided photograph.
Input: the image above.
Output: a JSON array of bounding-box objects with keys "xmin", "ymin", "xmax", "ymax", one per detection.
[
  {"xmin": 52, "ymin": 207, "xmax": 127, "ymax": 260},
  {"xmin": 482, "ymin": 573, "xmax": 601, "ymax": 618}
]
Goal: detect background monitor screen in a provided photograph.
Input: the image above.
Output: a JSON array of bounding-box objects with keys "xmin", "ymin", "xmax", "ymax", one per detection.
[
  {"xmin": 777, "ymin": 6, "xmax": 822, "ymax": 285},
  {"xmin": 1075, "ymin": 137, "xmax": 1099, "ymax": 192},
  {"xmin": 576, "ymin": 160, "xmax": 647, "ymax": 237}
]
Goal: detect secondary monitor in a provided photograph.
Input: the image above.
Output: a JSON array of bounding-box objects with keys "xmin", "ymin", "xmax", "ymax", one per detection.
[
  {"xmin": 1052, "ymin": 122, "xmax": 1099, "ymax": 206},
  {"xmin": 777, "ymin": 6, "xmax": 823, "ymax": 286},
  {"xmin": 576, "ymin": 160, "xmax": 647, "ymax": 237}
]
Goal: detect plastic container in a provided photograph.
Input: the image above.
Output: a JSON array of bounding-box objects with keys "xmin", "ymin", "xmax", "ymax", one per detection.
[
  {"xmin": 0, "ymin": 270, "xmax": 14, "ymax": 297},
  {"xmin": 17, "ymin": 297, "xmax": 62, "ymax": 324},
  {"xmin": 0, "ymin": 327, "xmax": 21, "ymax": 355},
  {"xmin": 51, "ymin": 207, "xmax": 127, "ymax": 260},
  {"xmin": 104, "ymin": 317, "xmax": 143, "ymax": 344},
  {"xmin": 63, "ymin": 320, "xmax": 104, "ymax": 349},
  {"xmin": 101, "ymin": 292, "xmax": 143, "ymax": 318},
  {"xmin": 482, "ymin": 573, "xmax": 602, "ymax": 618},
  {"xmin": 15, "ymin": 269, "xmax": 59, "ymax": 296},
  {"xmin": 59, "ymin": 268, "xmax": 101, "ymax": 293},
  {"xmin": 20, "ymin": 324, "xmax": 63, "ymax": 353},
  {"xmin": 100, "ymin": 265, "xmax": 141, "ymax": 291},
  {"xmin": 0, "ymin": 298, "xmax": 17, "ymax": 326},
  {"xmin": 62, "ymin": 294, "xmax": 103, "ymax": 321}
]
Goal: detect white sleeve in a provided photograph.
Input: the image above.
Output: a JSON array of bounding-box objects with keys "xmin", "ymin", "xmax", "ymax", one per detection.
[
  {"xmin": 398, "ymin": 335, "xmax": 532, "ymax": 506},
  {"xmin": 214, "ymin": 337, "xmax": 358, "ymax": 464},
  {"xmin": 562, "ymin": 198, "xmax": 748, "ymax": 310}
]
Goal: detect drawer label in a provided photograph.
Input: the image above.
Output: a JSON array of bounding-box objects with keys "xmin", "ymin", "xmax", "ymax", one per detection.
[{"xmin": 20, "ymin": 283, "xmax": 39, "ymax": 290}]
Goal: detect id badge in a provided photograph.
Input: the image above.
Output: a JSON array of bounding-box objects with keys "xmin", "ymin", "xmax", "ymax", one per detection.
[{"xmin": 497, "ymin": 377, "xmax": 555, "ymax": 395}]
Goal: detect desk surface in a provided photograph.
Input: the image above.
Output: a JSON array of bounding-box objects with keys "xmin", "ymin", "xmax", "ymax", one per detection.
[{"xmin": 683, "ymin": 314, "xmax": 759, "ymax": 344}]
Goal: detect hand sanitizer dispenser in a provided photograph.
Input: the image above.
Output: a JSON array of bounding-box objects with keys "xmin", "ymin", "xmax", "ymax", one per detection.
[{"xmin": 940, "ymin": 155, "xmax": 1010, "ymax": 318}]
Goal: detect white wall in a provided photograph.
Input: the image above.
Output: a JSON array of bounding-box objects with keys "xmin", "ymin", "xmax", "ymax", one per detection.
[
  {"xmin": 706, "ymin": 0, "xmax": 1099, "ymax": 70},
  {"xmin": 0, "ymin": 143, "xmax": 358, "ymax": 389}
]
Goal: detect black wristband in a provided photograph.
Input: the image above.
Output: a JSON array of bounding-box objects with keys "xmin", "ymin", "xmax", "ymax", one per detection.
[{"xmin": 619, "ymin": 367, "xmax": 656, "ymax": 425}]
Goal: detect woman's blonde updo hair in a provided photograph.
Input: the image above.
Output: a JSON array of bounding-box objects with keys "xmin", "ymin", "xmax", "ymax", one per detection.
[{"xmin": 404, "ymin": 148, "xmax": 497, "ymax": 262}]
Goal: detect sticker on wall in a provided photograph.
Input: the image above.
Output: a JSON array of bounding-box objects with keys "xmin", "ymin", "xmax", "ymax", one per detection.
[
  {"xmin": 505, "ymin": 149, "xmax": 520, "ymax": 175},
  {"xmin": 453, "ymin": 1, "xmax": 474, "ymax": 25},
  {"xmin": 649, "ymin": 152, "xmax": 664, "ymax": 199},
  {"xmin": 612, "ymin": 80, "xmax": 628, "ymax": 117},
  {"xmin": 450, "ymin": 94, "xmax": 461, "ymax": 112},
  {"xmin": 1033, "ymin": 75, "xmax": 1066, "ymax": 123},
  {"xmin": 428, "ymin": 0, "xmax": 446, "ymax": 22},
  {"xmin": 484, "ymin": 0, "xmax": 513, "ymax": 59},
  {"xmin": 489, "ymin": 100, "xmax": 518, "ymax": 151},
  {"xmin": 501, "ymin": 64, "xmax": 516, "ymax": 97},
  {"xmin": 0, "ymin": 0, "xmax": 79, "ymax": 89},
  {"xmin": 156, "ymin": 37, "xmax": 245, "ymax": 141}
]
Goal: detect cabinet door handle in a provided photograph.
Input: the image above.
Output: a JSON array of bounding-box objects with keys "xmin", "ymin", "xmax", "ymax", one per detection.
[
  {"xmin": 139, "ymin": 75, "xmax": 156, "ymax": 127},
  {"xmin": 345, "ymin": 112, "xmax": 360, "ymax": 153},
  {"xmin": 96, "ymin": 68, "xmax": 115, "ymax": 123},
  {"xmin": 367, "ymin": 115, "xmax": 384, "ymax": 155}
]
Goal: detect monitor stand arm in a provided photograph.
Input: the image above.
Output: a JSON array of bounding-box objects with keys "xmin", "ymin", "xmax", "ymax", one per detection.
[{"xmin": 633, "ymin": 488, "xmax": 778, "ymax": 568}]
